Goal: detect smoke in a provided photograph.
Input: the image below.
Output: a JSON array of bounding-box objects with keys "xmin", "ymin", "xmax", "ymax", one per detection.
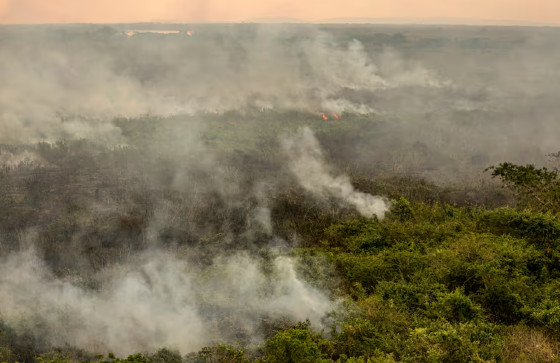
[
  {"xmin": 1, "ymin": 24, "xmax": 559, "ymax": 179},
  {"xmin": 0, "ymin": 245, "xmax": 334, "ymax": 355},
  {"xmin": 0, "ymin": 24, "xmax": 445, "ymax": 144},
  {"xmin": 2, "ymin": 23, "xmax": 560, "ymax": 357},
  {"xmin": 0, "ymin": 149, "xmax": 43, "ymax": 168},
  {"xmin": 282, "ymin": 127, "xmax": 391, "ymax": 218}
]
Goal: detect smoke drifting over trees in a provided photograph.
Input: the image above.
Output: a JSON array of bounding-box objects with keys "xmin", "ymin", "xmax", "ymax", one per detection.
[
  {"xmin": 282, "ymin": 127, "xmax": 390, "ymax": 218},
  {"xmin": 0, "ymin": 247, "xmax": 333, "ymax": 355},
  {"xmin": 0, "ymin": 24, "xmax": 444, "ymax": 144},
  {"xmin": 1, "ymin": 23, "xmax": 560, "ymax": 360}
]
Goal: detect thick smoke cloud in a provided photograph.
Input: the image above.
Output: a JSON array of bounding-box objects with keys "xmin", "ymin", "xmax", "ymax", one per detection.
[
  {"xmin": 282, "ymin": 127, "xmax": 391, "ymax": 218},
  {"xmin": 0, "ymin": 246, "xmax": 334, "ymax": 355},
  {"xmin": 0, "ymin": 25, "xmax": 444, "ymax": 144}
]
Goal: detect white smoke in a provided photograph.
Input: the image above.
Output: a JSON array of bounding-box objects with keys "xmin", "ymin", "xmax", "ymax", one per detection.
[
  {"xmin": 282, "ymin": 127, "xmax": 391, "ymax": 218},
  {"xmin": 0, "ymin": 25, "xmax": 446, "ymax": 145},
  {"xmin": 0, "ymin": 150, "xmax": 43, "ymax": 168},
  {"xmin": 0, "ymin": 246, "xmax": 335, "ymax": 355}
]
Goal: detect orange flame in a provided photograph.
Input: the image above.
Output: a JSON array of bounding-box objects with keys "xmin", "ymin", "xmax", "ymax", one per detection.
[
  {"xmin": 333, "ymin": 113, "xmax": 339, "ymax": 119},
  {"xmin": 322, "ymin": 113, "xmax": 328, "ymax": 120}
]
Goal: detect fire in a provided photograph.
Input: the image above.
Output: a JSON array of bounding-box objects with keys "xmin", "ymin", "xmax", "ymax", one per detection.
[
  {"xmin": 333, "ymin": 113, "xmax": 340, "ymax": 119},
  {"xmin": 322, "ymin": 113, "xmax": 328, "ymax": 120},
  {"xmin": 187, "ymin": 31, "xmax": 193, "ymax": 36}
]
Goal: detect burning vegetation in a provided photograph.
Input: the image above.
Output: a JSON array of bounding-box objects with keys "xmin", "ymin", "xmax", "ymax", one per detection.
[{"xmin": 1, "ymin": 23, "xmax": 560, "ymax": 362}]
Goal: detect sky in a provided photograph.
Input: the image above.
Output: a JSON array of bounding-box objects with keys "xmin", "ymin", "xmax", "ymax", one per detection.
[{"xmin": 0, "ymin": 0, "xmax": 558, "ymax": 25}]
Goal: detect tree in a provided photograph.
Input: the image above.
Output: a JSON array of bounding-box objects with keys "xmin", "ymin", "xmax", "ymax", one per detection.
[{"xmin": 487, "ymin": 163, "xmax": 560, "ymax": 214}]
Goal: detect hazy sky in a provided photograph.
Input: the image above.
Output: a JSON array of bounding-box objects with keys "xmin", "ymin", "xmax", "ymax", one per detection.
[{"xmin": 0, "ymin": 0, "xmax": 558, "ymax": 25}]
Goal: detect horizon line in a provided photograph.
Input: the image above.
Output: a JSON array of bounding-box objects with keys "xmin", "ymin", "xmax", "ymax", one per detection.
[{"xmin": 1, "ymin": 16, "xmax": 559, "ymax": 28}]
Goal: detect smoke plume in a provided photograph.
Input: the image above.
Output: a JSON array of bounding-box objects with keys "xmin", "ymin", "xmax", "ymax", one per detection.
[
  {"xmin": 0, "ymin": 25, "xmax": 444, "ymax": 145},
  {"xmin": 0, "ymin": 246, "xmax": 334, "ymax": 355},
  {"xmin": 282, "ymin": 127, "xmax": 391, "ymax": 218}
]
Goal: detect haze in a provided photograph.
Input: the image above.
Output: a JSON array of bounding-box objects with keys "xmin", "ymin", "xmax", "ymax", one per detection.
[
  {"xmin": 1, "ymin": 0, "xmax": 559, "ymax": 25},
  {"xmin": 1, "ymin": 0, "xmax": 560, "ymax": 359}
]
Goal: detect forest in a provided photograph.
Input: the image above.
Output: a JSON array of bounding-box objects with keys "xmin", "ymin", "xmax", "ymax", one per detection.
[{"xmin": 1, "ymin": 23, "xmax": 560, "ymax": 362}]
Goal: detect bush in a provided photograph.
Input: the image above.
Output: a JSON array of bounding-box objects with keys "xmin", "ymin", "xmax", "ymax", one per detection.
[
  {"xmin": 376, "ymin": 280, "xmax": 446, "ymax": 313},
  {"xmin": 262, "ymin": 328, "xmax": 326, "ymax": 363},
  {"xmin": 480, "ymin": 281, "xmax": 527, "ymax": 324},
  {"xmin": 429, "ymin": 289, "xmax": 482, "ymax": 323},
  {"xmin": 487, "ymin": 162, "xmax": 560, "ymax": 213},
  {"xmin": 185, "ymin": 345, "xmax": 247, "ymax": 363},
  {"xmin": 389, "ymin": 197, "xmax": 414, "ymax": 222},
  {"xmin": 331, "ymin": 318, "xmax": 384, "ymax": 359},
  {"xmin": 406, "ymin": 321, "xmax": 503, "ymax": 363},
  {"xmin": 530, "ymin": 299, "xmax": 560, "ymax": 332},
  {"xmin": 323, "ymin": 219, "xmax": 387, "ymax": 252},
  {"xmin": 148, "ymin": 348, "xmax": 182, "ymax": 363},
  {"xmin": 478, "ymin": 208, "xmax": 560, "ymax": 247}
]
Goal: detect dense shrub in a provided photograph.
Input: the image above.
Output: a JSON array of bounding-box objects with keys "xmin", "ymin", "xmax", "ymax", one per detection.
[
  {"xmin": 184, "ymin": 345, "xmax": 247, "ymax": 363},
  {"xmin": 261, "ymin": 328, "xmax": 326, "ymax": 363},
  {"xmin": 478, "ymin": 208, "xmax": 560, "ymax": 247},
  {"xmin": 2, "ymin": 147, "xmax": 560, "ymax": 361}
]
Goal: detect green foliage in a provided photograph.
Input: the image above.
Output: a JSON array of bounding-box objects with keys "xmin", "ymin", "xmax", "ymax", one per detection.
[
  {"xmin": 376, "ymin": 280, "xmax": 446, "ymax": 313},
  {"xmin": 488, "ymin": 162, "xmax": 560, "ymax": 213},
  {"xmin": 389, "ymin": 197, "xmax": 414, "ymax": 222},
  {"xmin": 323, "ymin": 219, "xmax": 387, "ymax": 252},
  {"xmin": 147, "ymin": 349, "xmax": 182, "ymax": 363},
  {"xmin": 314, "ymin": 196, "xmax": 560, "ymax": 361},
  {"xmin": 262, "ymin": 328, "xmax": 326, "ymax": 363},
  {"xmin": 0, "ymin": 347, "xmax": 14, "ymax": 363},
  {"xmin": 2, "ymin": 146, "xmax": 560, "ymax": 362},
  {"xmin": 532, "ymin": 305, "xmax": 560, "ymax": 334},
  {"xmin": 35, "ymin": 355, "xmax": 71, "ymax": 363},
  {"xmin": 185, "ymin": 345, "xmax": 247, "ymax": 363},
  {"xmin": 428, "ymin": 289, "xmax": 482, "ymax": 323},
  {"xmin": 331, "ymin": 318, "xmax": 385, "ymax": 359},
  {"xmin": 407, "ymin": 321, "xmax": 503, "ymax": 363},
  {"xmin": 480, "ymin": 280, "xmax": 527, "ymax": 324},
  {"xmin": 97, "ymin": 354, "xmax": 148, "ymax": 363},
  {"xmin": 478, "ymin": 208, "xmax": 560, "ymax": 248}
]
